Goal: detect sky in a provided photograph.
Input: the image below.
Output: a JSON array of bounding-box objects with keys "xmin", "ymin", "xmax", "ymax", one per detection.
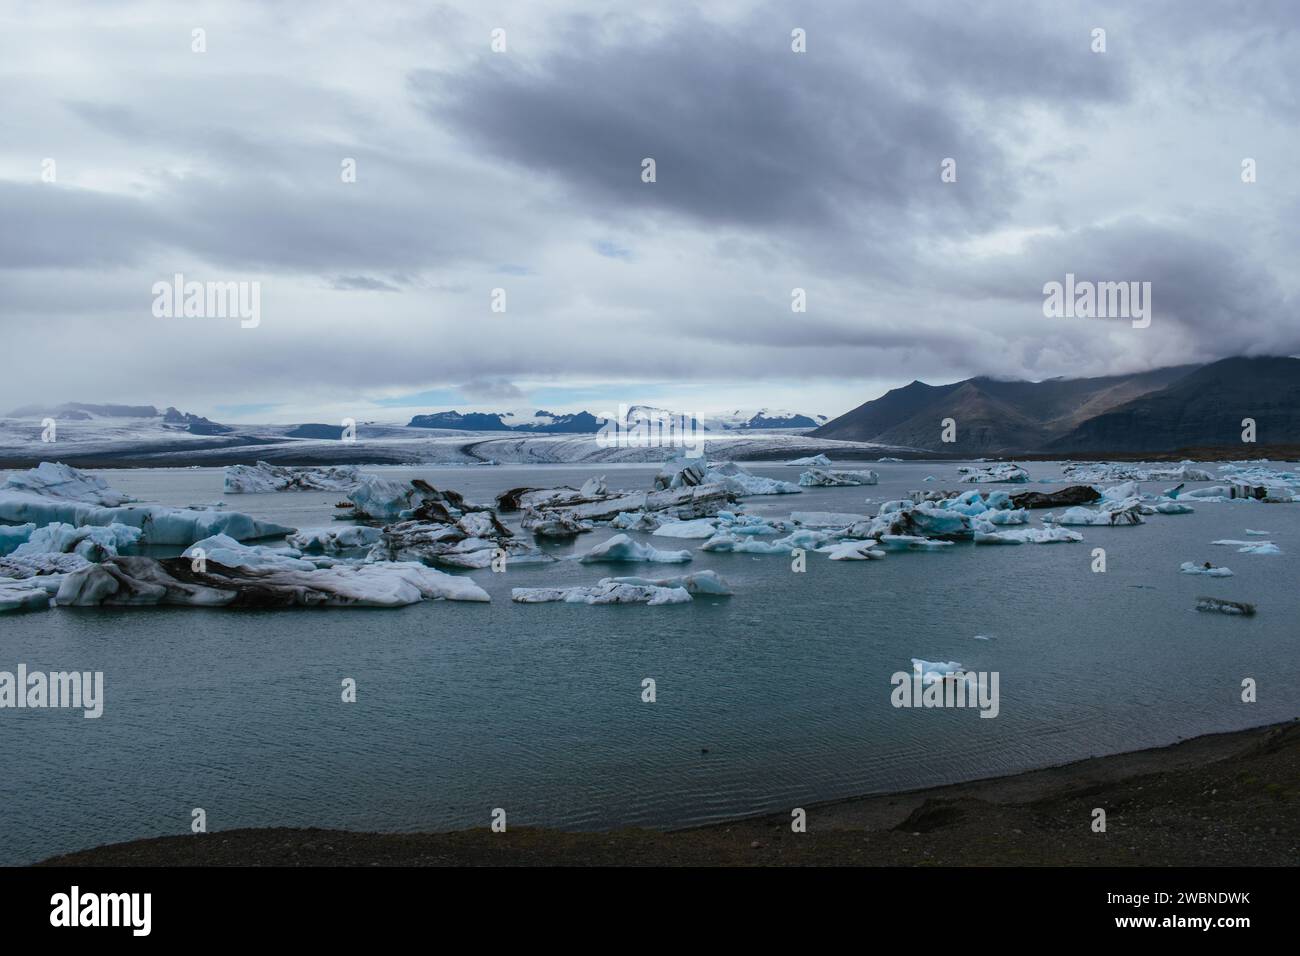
[{"xmin": 1, "ymin": 0, "xmax": 1297, "ymax": 424}]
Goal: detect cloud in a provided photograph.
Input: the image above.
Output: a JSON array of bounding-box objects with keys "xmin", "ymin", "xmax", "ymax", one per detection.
[{"xmin": 0, "ymin": 0, "xmax": 1295, "ymax": 419}]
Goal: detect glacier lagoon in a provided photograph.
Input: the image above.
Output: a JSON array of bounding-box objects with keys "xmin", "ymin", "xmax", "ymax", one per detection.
[{"xmin": 1, "ymin": 460, "xmax": 1297, "ymax": 865}]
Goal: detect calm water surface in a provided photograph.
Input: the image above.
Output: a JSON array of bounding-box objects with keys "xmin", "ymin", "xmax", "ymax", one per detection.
[{"xmin": 1, "ymin": 461, "xmax": 1296, "ymax": 864}]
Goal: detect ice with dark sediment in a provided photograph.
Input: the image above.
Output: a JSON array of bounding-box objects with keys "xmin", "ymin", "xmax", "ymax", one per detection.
[
  {"xmin": 223, "ymin": 461, "xmax": 363, "ymax": 494},
  {"xmin": 798, "ymin": 468, "xmax": 879, "ymax": 487},
  {"xmin": 53, "ymin": 555, "xmax": 490, "ymax": 608}
]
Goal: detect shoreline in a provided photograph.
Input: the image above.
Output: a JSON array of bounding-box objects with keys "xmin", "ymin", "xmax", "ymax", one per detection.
[{"xmin": 35, "ymin": 719, "xmax": 1298, "ymax": 867}]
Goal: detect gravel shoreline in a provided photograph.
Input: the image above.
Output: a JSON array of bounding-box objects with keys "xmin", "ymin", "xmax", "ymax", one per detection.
[{"xmin": 36, "ymin": 720, "xmax": 1298, "ymax": 867}]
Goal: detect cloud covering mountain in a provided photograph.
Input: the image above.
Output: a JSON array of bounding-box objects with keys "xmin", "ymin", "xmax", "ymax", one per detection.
[{"xmin": 1, "ymin": 0, "xmax": 1297, "ymax": 421}]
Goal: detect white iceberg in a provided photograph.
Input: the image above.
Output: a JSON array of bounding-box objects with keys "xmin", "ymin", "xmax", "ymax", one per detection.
[
  {"xmin": 786, "ymin": 454, "xmax": 832, "ymax": 467},
  {"xmin": 975, "ymin": 526, "xmax": 1082, "ymax": 545},
  {"xmin": 958, "ymin": 463, "xmax": 1030, "ymax": 484},
  {"xmin": 651, "ymin": 518, "xmax": 720, "ymax": 539},
  {"xmin": 223, "ymin": 461, "xmax": 362, "ymax": 494},
  {"xmin": 579, "ymin": 534, "xmax": 692, "ymax": 564},
  {"xmin": 1180, "ymin": 561, "xmax": 1233, "ymax": 576},
  {"xmin": 816, "ymin": 539, "xmax": 886, "ymax": 560},
  {"xmin": 1, "ymin": 461, "xmax": 133, "ymax": 506},
  {"xmin": 1211, "ymin": 539, "xmax": 1281, "ymax": 555},
  {"xmin": 602, "ymin": 570, "xmax": 732, "ymax": 595},
  {"xmin": 286, "ymin": 526, "xmax": 384, "ymax": 552},
  {"xmin": 511, "ymin": 581, "xmax": 692, "ymax": 605}
]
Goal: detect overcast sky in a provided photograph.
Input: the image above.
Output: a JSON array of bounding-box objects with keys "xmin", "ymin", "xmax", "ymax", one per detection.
[{"xmin": 1, "ymin": 0, "xmax": 1297, "ymax": 423}]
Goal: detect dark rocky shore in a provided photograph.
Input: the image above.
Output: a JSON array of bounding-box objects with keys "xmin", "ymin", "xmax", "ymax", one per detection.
[{"xmin": 37, "ymin": 721, "xmax": 1298, "ymax": 867}]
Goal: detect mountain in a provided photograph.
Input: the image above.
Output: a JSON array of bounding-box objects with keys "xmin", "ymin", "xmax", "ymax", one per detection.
[
  {"xmin": 1046, "ymin": 356, "xmax": 1300, "ymax": 453},
  {"xmin": 812, "ymin": 365, "xmax": 1201, "ymax": 454},
  {"xmin": 406, "ymin": 410, "xmax": 605, "ymax": 432},
  {"xmin": 716, "ymin": 409, "xmax": 828, "ymax": 429},
  {"xmin": 405, "ymin": 407, "xmax": 823, "ymax": 433},
  {"xmin": 3, "ymin": 402, "xmax": 232, "ymax": 435}
]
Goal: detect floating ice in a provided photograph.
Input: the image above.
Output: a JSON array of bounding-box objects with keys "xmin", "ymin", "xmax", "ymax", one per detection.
[
  {"xmin": 223, "ymin": 461, "xmax": 362, "ymax": 494},
  {"xmin": 816, "ymin": 539, "xmax": 886, "ymax": 560},
  {"xmin": 13, "ymin": 522, "xmax": 142, "ymax": 561},
  {"xmin": 879, "ymin": 534, "xmax": 954, "ymax": 551},
  {"xmin": 958, "ymin": 463, "xmax": 1030, "ymax": 484},
  {"xmin": 511, "ymin": 581, "xmax": 692, "ymax": 605},
  {"xmin": 975, "ymin": 526, "xmax": 1082, "ymax": 545},
  {"xmin": 1, "ymin": 462, "xmax": 133, "ymax": 506},
  {"xmin": 1047, "ymin": 502, "xmax": 1144, "ymax": 526},
  {"xmin": 579, "ymin": 533, "xmax": 692, "ymax": 564},
  {"xmin": 1212, "ymin": 539, "xmax": 1281, "ymax": 554},
  {"xmin": 798, "ymin": 468, "xmax": 879, "ymax": 487},
  {"xmin": 786, "ymin": 454, "xmax": 831, "ymax": 467},
  {"xmin": 286, "ymin": 526, "xmax": 384, "ymax": 552},
  {"xmin": 656, "ymin": 457, "xmax": 801, "ymax": 497},
  {"xmin": 1154, "ymin": 500, "xmax": 1194, "ymax": 514},
  {"xmin": 1195, "ymin": 596, "xmax": 1255, "ymax": 616},
  {"xmin": 1180, "ymin": 562, "xmax": 1233, "ymax": 576},
  {"xmin": 651, "ymin": 518, "xmax": 720, "ymax": 539},
  {"xmin": 602, "ymin": 570, "xmax": 732, "ymax": 595},
  {"xmin": 1064, "ymin": 462, "xmax": 1213, "ymax": 482},
  {"xmin": 608, "ymin": 511, "xmax": 661, "ymax": 532},
  {"xmin": 55, "ymin": 555, "xmax": 490, "ymax": 608}
]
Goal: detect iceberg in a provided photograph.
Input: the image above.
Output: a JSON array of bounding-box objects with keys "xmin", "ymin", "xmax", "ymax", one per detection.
[
  {"xmin": 958, "ymin": 463, "xmax": 1030, "ymax": 484},
  {"xmin": 911, "ymin": 659, "xmax": 970, "ymax": 682},
  {"xmin": 1046, "ymin": 502, "xmax": 1145, "ymax": 526},
  {"xmin": 656, "ymin": 457, "xmax": 801, "ymax": 497},
  {"xmin": 0, "ymin": 577, "xmax": 58, "ymax": 613},
  {"xmin": 975, "ymin": 526, "xmax": 1082, "ymax": 544},
  {"xmin": 286, "ymin": 526, "xmax": 384, "ymax": 552},
  {"xmin": 608, "ymin": 511, "xmax": 662, "ymax": 532},
  {"xmin": 511, "ymin": 581, "xmax": 692, "ymax": 605},
  {"xmin": 1212, "ymin": 539, "xmax": 1281, "ymax": 554},
  {"xmin": 521, "ymin": 510, "xmax": 592, "ymax": 538},
  {"xmin": 797, "ymin": 468, "xmax": 879, "ymax": 487},
  {"xmin": 1063, "ymin": 462, "xmax": 1214, "ymax": 483},
  {"xmin": 55, "ymin": 555, "xmax": 490, "ymax": 608},
  {"xmin": 786, "ymin": 454, "xmax": 832, "ymax": 467},
  {"xmin": 1154, "ymin": 500, "xmax": 1194, "ymax": 514},
  {"xmin": 816, "ymin": 539, "xmax": 886, "ymax": 560},
  {"xmin": 879, "ymin": 534, "xmax": 954, "ymax": 551},
  {"xmin": 369, "ymin": 512, "xmax": 550, "ymax": 568},
  {"xmin": 650, "ymin": 518, "xmax": 720, "ymax": 539},
  {"xmin": 1009, "ymin": 486, "xmax": 1101, "ymax": 509},
  {"xmin": 187, "ymin": 533, "xmax": 317, "ymax": 571},
  {"xmin": 602, "ymin": 570, "xmax": 732, "ymax": 595},
  {"xmin": 1, "ymin": 461, "xmax": 133, "ymax": 506},
  {"xmin": 12, "ymin": 522, "xmax": 142, "ymax": 561},
  {"xmin": 1195, "ymin": 596, "xmax": 1255, "ymax": 616},
  {"xmin": 579, "ymin": 534, "xmax": 692, "ymax": 564},
  {"xmin": 223, "ymin": 461, "xmax": 362, "ymax": 494},
  {"xmin": 1180, "ymin": 561, "xmax": 1232, "ymax": 576},
  {"xmin": 0, "ymin": 523, "xmax": 37, "ymax": 556}
]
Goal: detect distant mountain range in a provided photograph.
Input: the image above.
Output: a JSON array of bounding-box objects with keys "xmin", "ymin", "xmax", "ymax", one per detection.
[
  {"xmin": 406, "ymin": 407, "xmax": 827, "ymax": 432},
  {"xmin": 5, "ymin": 402, "xmax": 232, "ymax": 435},
  {"xmin": 812, "ymin": 356, "xmax": 1300, "ymax": 455}
]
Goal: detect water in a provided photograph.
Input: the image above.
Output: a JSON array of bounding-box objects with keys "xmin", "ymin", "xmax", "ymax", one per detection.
[{"xmin": 2, "ymin": 461, "xmax": 1297, "ymax": 864}]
